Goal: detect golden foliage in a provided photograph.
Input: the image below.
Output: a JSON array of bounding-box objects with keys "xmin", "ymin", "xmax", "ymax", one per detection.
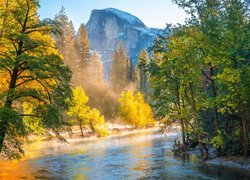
[
  {"xmin": 119, "ymin": 91, "xmax": 155, "ymax": 128},
  {"xmin": 67, "ymin": 87, "xmax": 108, "ymax": 136}
]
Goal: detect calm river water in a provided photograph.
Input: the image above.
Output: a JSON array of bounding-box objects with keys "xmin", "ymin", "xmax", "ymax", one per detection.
[{"xmin": 0, "ymin": 131, "xmax": 250, "ymax": 179}]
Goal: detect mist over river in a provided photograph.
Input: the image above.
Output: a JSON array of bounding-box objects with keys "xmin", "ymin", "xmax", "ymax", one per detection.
[{"xmin": 0, "ymin": 131, "xmax": 250, "ymax": 179}]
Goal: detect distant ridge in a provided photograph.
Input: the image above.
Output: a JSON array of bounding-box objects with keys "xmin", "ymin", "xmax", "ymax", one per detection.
[{"xmin": 99, "ymin": 8, "xmax": 146, "ymax": 26}]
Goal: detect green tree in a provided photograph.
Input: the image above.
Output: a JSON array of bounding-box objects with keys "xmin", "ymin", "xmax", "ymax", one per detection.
[
  {"xmin": 150, "ymin": 26, "xmax": 204, "ymax": 145},
  {"xmin": 150, "ymin": 0, "xmax": 250, "ymax": 157},
  {"xmin": 215, "ymin": 0, "xmax": 250, "ymax": 157},
  {"xmin": 173, "ymin": 0, "xmax": 250, "ymax": 157},
  {"xmin": 0, "ymin": 0, "xmax": 72, "ymax": 159}
]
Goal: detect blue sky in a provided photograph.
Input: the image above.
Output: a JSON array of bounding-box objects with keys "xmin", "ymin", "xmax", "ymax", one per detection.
[{"xmin": 38, "ymin": 0, "xmax": 188, "ymax": 30}]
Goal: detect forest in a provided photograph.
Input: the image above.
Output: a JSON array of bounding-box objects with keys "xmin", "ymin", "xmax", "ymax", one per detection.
[
  {"xmin": 0, "ymin": 0, "xmax": 249, "ymax": 178},
  {"xmin": 150, "ymin": 0, "xmax": 250, "ymax": 158},
  {"xmin": 0, "ymin": 0, "xmax": 155, "ymax": 160}
]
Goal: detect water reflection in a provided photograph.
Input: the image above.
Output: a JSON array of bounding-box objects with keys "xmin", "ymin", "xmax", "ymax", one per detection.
[{"xmin": 0, "ymin": 131, "xmax": 250, "ymax": 179}]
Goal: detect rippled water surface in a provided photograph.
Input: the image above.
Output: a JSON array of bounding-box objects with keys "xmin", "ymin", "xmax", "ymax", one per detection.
[{"xmin": 0, "ymin": 131, "xmax": 250, "ymax": 179}]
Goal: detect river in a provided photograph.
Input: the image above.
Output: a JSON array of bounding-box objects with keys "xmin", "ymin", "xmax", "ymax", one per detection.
[{"xmin": 0, "ymin": 131, "xmax": 250, "ymax": 179}]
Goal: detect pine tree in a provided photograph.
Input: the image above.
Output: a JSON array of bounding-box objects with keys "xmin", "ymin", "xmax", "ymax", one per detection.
[
  {"xmin": 73, "ymin": 23, "xmax": 91, "ymax": 87},
  {"xmin": 137, "ymin": 49, "xmax": 150, "ymax": 100},
  {"xmin": 111, "ymin": 51, "xmax": 120, "ymax": 92},
  {"xmin": 76, "ymin": 23, "xmax": 90, "ymax": 69},
  {"xmin": 110, "ymin": 43, "xmax": 131, "ymax": 93},
  {"xmin": 54, "ymin": 7, "xmax": 78, "ymax": 85},
  {"xmin": 88, "ymin": 50, "xmax": 104, "ymax": 85}
]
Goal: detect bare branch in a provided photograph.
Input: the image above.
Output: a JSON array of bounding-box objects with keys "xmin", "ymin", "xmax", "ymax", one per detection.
[
  {"xmin": 13, "ymin": 93, "xmax": 47, "ymax": 104},
  {"xmin": 17, "ymin": 75, "xmax": 34, "ymax": 80},
  {"xmin": 25, "ymin": 28, "xmax": 47, "ymax": 34},
  {"xmin": 0, "ymin": 65, "xmax": 12, "ymax": 76},
  {"xmin": 0, "ymin": 51, "xmax": 14, "ymax": 60},
  {"xmin": 20, "ymin": 114, "xmax": 39, "ymax": 118},
  {"xmin": 35, "ymin": 79, "xmax": 52, "ymax": 103},
  {"xmin": 10, "ymin": 36, "xmax": 18, "ymax": 54},
  {"xmin": 16, "ymin": 75, "xmax": 52, "ymax": 103},
  {"xmin": 17, "ymin": 67, "xmax": 28, "ymax": 76},
  {"xmin": 201, "ymin": 69, "xmax": 211, "ymax": 81},
  {"xmin": 15, "ymin": 78, "xmax": 34, "ymax": 88}
]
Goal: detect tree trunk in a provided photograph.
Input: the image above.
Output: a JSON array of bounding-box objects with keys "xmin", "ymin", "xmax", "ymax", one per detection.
[
  {"xmin": 184, "ymin": 121, "xmax": 190, "ymax": 145},
  {"xmin": 0, "ymin": 67, "xmax": 19, "ymax": 152},
  {"xmin": 176, "ymin": 86, "xmax": 186, "ymax": 145},
  {"xmin": 241, "ymin": 110, "xmax": 249, "ymax": 157},
  {"xmin": 199, "ymin": 48, "xmax": 219, "ymax": 132},
  {"xmin": 188, "ymin": 83, "xmax": 200, "ymax": 144},
  {"xmin": 0, "ymin": 122, "xmax": 7, "ymax": 152},
  {"xmin": 180, "ymin": 118, "xmax": 186, "ymax": 145},
  {"xmin": 0, "ymin": 99, "xmax": 12, "ymax": 152},
  {"xmin": 90, "ymin": 120, "xmax": 95, "ymax": 132},
  {"xmin": 210, "ymin": 65, "xmax": 222, "ymax": 155},
  {"xmin": 79, "ymin": 120, "xmax": 84, "ymax": 137},
  {"xmin": 210, "ymin": 65, "xmax": 219, "ymax": 132}
]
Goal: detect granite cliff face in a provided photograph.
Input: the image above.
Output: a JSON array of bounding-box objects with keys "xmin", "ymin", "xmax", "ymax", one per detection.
[{"xmin": 85, "ymin": 8, "xmax": 162, "ymax": 80}]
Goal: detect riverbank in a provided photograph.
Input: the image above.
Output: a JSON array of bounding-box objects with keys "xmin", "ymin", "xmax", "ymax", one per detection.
[
  {"xmin": 19, "ymin": 123, "xmax": 160, "ymax": 158},
  {"xmin": 63, "ymin": 124, "xmax": 160, "ymax": 144},
  {"xmin": 205, "ymin": 156, "xmax": 250, "ymax": 172},
  {"xmin": 185, "ymin": 146, "xmax": 250, "ymax": 173},
  {"xmin": 27, "ymin": 122, "xmax": 160, "ymax": 143}
]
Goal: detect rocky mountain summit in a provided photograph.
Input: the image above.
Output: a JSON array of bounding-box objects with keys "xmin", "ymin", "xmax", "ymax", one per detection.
[{"xmin": 85, "ymin": 8, "xmax": 162, "ymax": 80}]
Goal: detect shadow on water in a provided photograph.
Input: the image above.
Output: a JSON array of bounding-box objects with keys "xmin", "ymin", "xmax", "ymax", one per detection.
[{"xmin": 0, "ymin": 131, "xmax": 250, "ymax": 179}]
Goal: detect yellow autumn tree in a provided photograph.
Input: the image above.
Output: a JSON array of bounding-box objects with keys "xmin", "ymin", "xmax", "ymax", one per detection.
[
  {"xmin": 87, "ymin": 109, "xmax": 108, "ymax": 137},
  {"xmin": 67, "ymin": 87, "xmax": 108, "ymax": 137},
  {"xmin": 119, "ymin": 91, "xmax": 155, "ymax": 128},
  {"xmin": 67, "ymin": 87, "xmax": 90, "ymax": 136}
]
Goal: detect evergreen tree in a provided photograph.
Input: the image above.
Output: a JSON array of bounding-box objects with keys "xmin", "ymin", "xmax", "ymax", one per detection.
[
  {"xmin": 54, "ymin": 7, "xmax": 78, "ymax": 85},
  {"xmin": 137, "ymin": 49, "xmax": 150, "ymax": 100},
  {"xmin": 110, "ymin": 43, "xmax": 131, "ymax": 93},
  {"xmin": 76, "ymin": 23, "xmax": 90, "ymax": 69},
  {"xmin": 73, "ymin": 23, "xmax": 91, "ymax": 87},
  {"xmin": 88, "ymin": 50, "xmax": 104, "ymax": 85}
]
